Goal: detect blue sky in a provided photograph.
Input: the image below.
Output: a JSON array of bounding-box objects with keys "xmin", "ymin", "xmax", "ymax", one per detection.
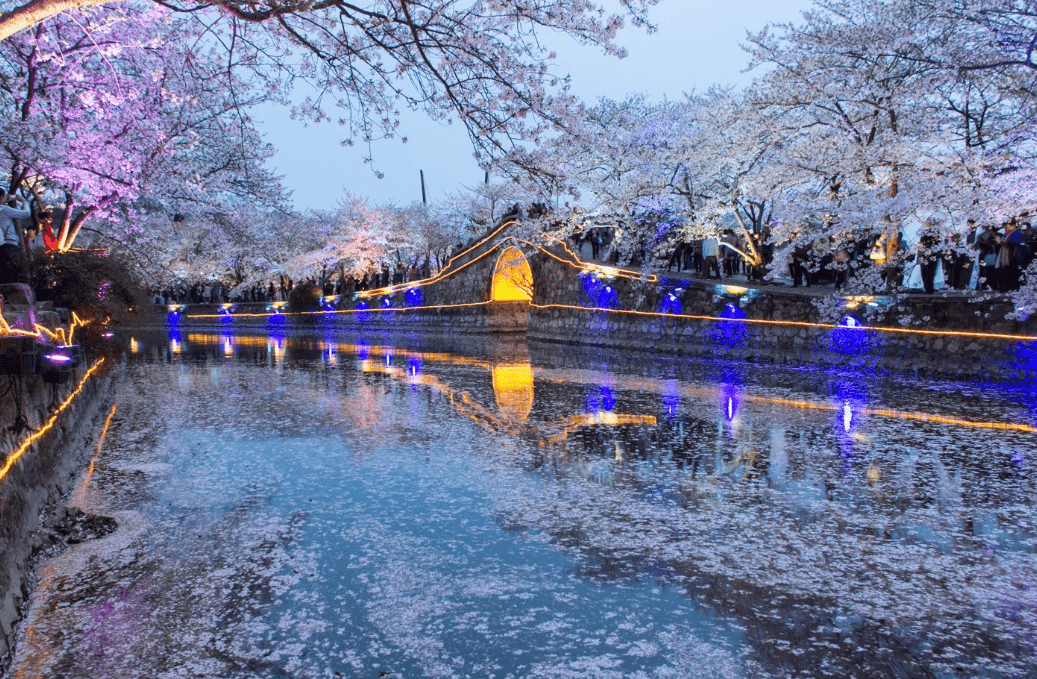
[{"xmin": 256, "ymin": 0, "xmax": 814, "ymax": 211}]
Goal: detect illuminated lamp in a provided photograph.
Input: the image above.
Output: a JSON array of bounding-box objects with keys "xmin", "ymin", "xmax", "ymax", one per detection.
[
  {"xmin": 405, "ymin": 288, "xmax": 423, "ymax": 307},
  {"xmin": 54, "ymin": 344, "xmax": 83, "ymax": 368},
  {"xmin": 381, "ymin": 297, "xmax": 393, "ymax": 309},
  {"xmin": 659, "ymin": 292, "xmax": 683, "ymax": 315},
  {"xmin": 408, "ymin": 355, "xmax": 422, "ymax": 376},
  {"xmin": 102, "ymin": 331, "xmax": 114, "ymax": 339},
  {"xmin": 0, "ymin": 335, "xmax": 37, "ymax": 375},
  {"xmin": 580, "ymin": 273, "xmax": 618, "ymax": 309},
  {"xmin": 714, "ymin": 303, "xmax": 748, "ymax": 346},
  {"xmin": 41, "ymin": 350, "xmax": 73, "ymax": 384},
  {"xmin": 355, "ymin": 300, "xmax": 370, "ymax": 320},
  {"xmin": 829, "ymin": 315, "xmax": 869, "ymax": 356}
]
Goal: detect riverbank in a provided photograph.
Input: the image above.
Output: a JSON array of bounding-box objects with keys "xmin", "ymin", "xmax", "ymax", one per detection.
[{"xmin": 0, "ymin": 361, "xmax": 115, "ymax": 673}]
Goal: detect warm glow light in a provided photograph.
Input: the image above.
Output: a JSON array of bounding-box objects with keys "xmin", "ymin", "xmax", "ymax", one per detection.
[
  {"xmin": 536, "ymin": 413, "xmax": 658, "ymax": 447},
  {"xmin": 491, "ymin": 363, "xmax": 535, "ymax": 424},
  {"xmin": 844, "ymin": 296, "xmax": 876, "ymax": 310},
  {"xmin": 74, "ymin": 402, "xmax": 117, "ymax": 506},
  {"xmin": 130, "ymin": 337, "xmax": 139, "ymax": 353},
  {"xmin": 491, "ymin": 247, "xmax": 534, "ymax": 302},
  {"xmin": 0, "ymin": 359, "xmax": 106, "ymax": 486}
]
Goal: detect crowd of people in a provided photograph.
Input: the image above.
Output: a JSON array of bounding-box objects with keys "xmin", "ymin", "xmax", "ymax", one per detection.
[
  {"xmin": 641, "ymin": 219, "xmax": 1035, "ymax": 293},
  {"xmin": 150, "ymin": 211, "xmax": 1036, "ymax": 307},
  {"xmin": 152, "ymin": 260, "xmax": 435, "ymax": 306}
]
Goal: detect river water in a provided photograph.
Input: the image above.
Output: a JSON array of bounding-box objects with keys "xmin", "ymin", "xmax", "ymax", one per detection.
[{"xmin": 5, "ymin": 330, "xmax": 1037, "ymax": 679}]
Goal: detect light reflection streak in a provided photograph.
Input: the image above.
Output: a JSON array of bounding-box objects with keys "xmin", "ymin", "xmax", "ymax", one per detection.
[
  {"xmin": 179, "ymin": 333, "xmax": 1037, "ymax": 434},
  {"xmin": 72, "ymin": 403, "xmax": 117, "ymax": 508}
]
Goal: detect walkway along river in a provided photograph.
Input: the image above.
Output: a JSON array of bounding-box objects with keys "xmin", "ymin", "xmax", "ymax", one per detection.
[{"xmin": 4, "ymin": 330, "xmax": 1036, "ymax": 678}]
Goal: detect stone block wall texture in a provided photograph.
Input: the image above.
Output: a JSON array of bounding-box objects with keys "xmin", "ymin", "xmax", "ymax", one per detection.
[
  {"xmin": 172, "ymin": 243, "xmax": 1037, "ymax": 382},
  {"xmin": 0, "ymin": 366, "xmax": 115, "ymax": 669}
]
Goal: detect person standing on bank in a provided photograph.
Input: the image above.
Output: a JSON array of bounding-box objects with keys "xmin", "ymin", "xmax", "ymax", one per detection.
[{"xmin": 0, "ymin": 190, "xmax": 31, "ymax": 284}]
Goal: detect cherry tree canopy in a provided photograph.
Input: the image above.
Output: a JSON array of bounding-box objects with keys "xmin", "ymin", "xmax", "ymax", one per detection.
[
  {"xmin": 0, "ymin": 4, "xmax": 280, "ymax": 250},
  {"xmin": 0, "ymin": 0, "xmax": 657, "ymax": 174}
]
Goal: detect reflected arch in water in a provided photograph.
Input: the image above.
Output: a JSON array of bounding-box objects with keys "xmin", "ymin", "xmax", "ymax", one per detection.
[
  {"xmin": 491, "ymin": 246, "xmax": 534, "ymax": 302},
  {"xmin": 491, "ymin": 362, "xmax": 534, "ymax": 425}
]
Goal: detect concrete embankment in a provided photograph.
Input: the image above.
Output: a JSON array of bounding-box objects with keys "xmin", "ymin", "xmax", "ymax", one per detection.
[{"xmin": 0, "ymin": 361, "xmax": 115, "ymax": 672}]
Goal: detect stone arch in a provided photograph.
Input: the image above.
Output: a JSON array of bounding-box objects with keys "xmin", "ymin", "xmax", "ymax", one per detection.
[{"xmin": 490, "ymin": 246, "xmax": 534, "ymax": 302}]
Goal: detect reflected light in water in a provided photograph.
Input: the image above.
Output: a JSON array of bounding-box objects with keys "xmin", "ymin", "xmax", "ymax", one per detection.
[
  {"xmin": 130, "ymin": 337, "xmax": 139, "ymax": 353},
  {"xmin": 491, "ymin": 363, "xmax": 534, "ymax": 425},
  {"xmin": 843, "ymin": 402, "xmax": 853, "ymax": 433}
]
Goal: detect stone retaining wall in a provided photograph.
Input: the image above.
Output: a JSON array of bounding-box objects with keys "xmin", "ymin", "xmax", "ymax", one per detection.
[
  {"xmin": 165, "ymin": 243, "xmax": 1037, "ymax": 382},
  {"xmin": 0, "ymin": 364, "xmax": 115, "ymax": 672}
]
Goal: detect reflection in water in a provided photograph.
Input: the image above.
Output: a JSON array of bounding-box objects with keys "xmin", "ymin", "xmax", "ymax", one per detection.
[
  {"xmin": 12, "ymin": 329, "xmax": 1035, "ymax": 679},
  {"xmin": 491, "ymin": 363, "xmax": 534, "ymax": 425}
]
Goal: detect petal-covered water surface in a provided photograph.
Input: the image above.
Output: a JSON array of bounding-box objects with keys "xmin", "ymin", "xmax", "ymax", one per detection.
[{"xmin": 7, "ymin": 331, "xmax": 1037, "ymax": 679}]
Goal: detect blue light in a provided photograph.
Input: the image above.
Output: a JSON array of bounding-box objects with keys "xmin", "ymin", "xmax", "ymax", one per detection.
[
  {"xmin": 405, "ymin": 288, "xmax": 423, "ymax": 307},
  {"xmin": 357, "ymin": 341, "xmax": 370, "ymax": 361},
  {"xmin": 408, "ymin": 355, "xmax": 422, "ymax": 376},
  {"xmin": 580, "ymin": 273, "xmax": 619, "ymax": 309},
  {"xmin": 714, "ymin": 303, "xmax": 748, "ymax": 346},
  {"xmin": 381, "ymin": 297, "xmax": 393, "ymax": 309},
  {"xmin": 600, "ymin": 385, "xmax": 616, "ymax": 411},
  {"xmin": 830, "ymin": 315, "xmax": 870, "ymax": 355},
  {"xmin": 721, "ymin": 383, "xmax": 740, "ymax": 421},
  {"xmin": 266, "ymin": 313, "xmax": 286, "ymax": 332},
  {"xmin": 659, "ymin": 292, "xmax": 682, "ymax": 315},
  {"xmin": 829, "ymin": 377, "xmax": 869, "ymax": 437},
  {"xmin": 663, "ymin": 380, "xmax": 680, "ymax": 419},
  {"xmin": 167, "ymin": 310, "xmax": 181, "ymax": 325},
  {"xmin": 355, "ymin": 300, "xmax": 370, "ymax": 321},
  {"xmin": 385, "ymin": 352, "xmax": 394, "ymax": 367}
]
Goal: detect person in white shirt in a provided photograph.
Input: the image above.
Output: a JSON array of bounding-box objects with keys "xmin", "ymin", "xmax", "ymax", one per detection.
[
  {"xmin": 0, "ymin": 190, "xmax": 31, "ymax": 284},
  {"xmin": 701, "ymin": 234, "xmax": 722, "ymax": 279}
]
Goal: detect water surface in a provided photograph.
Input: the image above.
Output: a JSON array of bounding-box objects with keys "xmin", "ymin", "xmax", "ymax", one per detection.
[{"xmin": 7, "ymin": 331, "xmax": 1037, "ymax": 678}]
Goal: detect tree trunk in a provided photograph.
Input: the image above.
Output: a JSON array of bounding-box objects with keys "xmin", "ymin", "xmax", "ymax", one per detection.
[{"xmin": 0, "ymin": 0, "xmax": 112, "ymax": 42}]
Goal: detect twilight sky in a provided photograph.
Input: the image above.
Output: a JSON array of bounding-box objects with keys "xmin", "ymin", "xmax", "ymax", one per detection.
[{"xmin": 256, "ymin": 0, "xmax": 814, "ymax": 211}]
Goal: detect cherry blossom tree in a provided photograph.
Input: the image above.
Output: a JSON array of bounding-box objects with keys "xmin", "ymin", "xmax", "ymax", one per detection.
[
  {"xmin": 0, "ymin": 4, "xmax": 281, "ymax": 251},
  {"xmin": 0, "ymin": 0, "xmax": 658, "ymax": 183}
]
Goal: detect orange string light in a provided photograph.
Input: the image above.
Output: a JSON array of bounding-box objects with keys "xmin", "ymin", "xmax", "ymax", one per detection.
[
  {"xmin": 529, "ymin": 303, "xmax": 1037, "ymax": 342},
  {"xmin": 170, "ymin": 221, "xmax": 1037, "ymax": 343},
  {"xmin": 0, "ymin": 358, "xmax": 106, "ymax": 486}
]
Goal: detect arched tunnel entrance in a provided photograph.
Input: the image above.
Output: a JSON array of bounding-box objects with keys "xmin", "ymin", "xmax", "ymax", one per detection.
[{"xmin": 489, "ymin": 246, "xmax": 532, "ymax": 332}]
